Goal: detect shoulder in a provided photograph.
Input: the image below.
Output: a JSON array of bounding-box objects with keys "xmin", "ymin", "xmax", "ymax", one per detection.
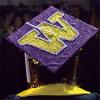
[
  {"xmin": 5, "ymin": 93, "xmax": 100, "ymax": 100},
  {"xmin": 21, "ymin": 93, "xmax": 100, "ymax": 100}
]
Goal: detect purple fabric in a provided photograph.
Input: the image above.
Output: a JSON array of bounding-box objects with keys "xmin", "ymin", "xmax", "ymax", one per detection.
[{"xmin": 7, "ymin": 6, "xmax": 98, "ymax": 73}]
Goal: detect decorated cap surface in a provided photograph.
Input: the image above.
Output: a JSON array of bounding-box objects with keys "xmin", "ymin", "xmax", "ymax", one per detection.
[{"xmin": 7, "ymin": 6, "xmax": 98, "ymax": 73}]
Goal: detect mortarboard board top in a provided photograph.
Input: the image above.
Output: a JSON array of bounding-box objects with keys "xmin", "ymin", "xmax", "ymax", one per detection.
[{"xmin": 7, "ymin": 6, "xmax": 98, "ymax": 73}]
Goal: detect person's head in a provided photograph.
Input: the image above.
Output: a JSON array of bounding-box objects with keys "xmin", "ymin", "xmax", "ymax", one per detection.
[
  {"xmin": 14, "ymin": 16, "xmax": 22, "ymax": 29},
  {"xmin": 5, "ymin": 11, "xmax": 15, "ymax": 25},
  {"xmin": 23, "ymin": 13, "xmax": 32, "ymax": 23},
  {"xmin": 70, "ymin": 5, "xmax": 80, "ymax": 18},
  {"xmin": 36, "ymin": 56, "xmax": 77, "ymax": 85}
]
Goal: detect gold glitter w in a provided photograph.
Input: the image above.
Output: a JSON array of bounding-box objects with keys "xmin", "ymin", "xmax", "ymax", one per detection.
[{"xmin": 18, "ymin": 11, "xmax": 79, "ymax": 54}]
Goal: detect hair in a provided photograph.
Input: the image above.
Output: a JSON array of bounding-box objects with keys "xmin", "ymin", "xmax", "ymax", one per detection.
[{"xmin": 36, "ymin": 56, "xmax": 78, "ymax": 85}]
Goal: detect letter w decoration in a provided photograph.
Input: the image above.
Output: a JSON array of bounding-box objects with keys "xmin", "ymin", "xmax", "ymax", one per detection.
[{"xmin": 18, "ymin": 11, "xmax": 79, "ymax": 54}]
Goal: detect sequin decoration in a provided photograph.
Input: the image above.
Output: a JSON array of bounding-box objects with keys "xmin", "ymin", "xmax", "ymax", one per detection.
[{"xmin": 7, "ymin": 6, "xmax": 99, "ymax": 73}]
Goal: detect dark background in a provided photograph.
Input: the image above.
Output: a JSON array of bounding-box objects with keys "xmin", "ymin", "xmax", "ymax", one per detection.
[{"xmin": 0, "ymin": 0, "xmax": 100, "ymax": 99}]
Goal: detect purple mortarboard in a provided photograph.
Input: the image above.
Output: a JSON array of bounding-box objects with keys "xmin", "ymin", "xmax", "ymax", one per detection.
[{"xmin": 7, "ymin": 6, "xmax": 98, "ymax": 73}]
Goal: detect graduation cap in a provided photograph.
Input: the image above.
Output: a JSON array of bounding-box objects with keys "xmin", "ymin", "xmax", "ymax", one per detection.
[{"xmin": 7, "ymin": 6, "xmax": 98, "ymax": 73}]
